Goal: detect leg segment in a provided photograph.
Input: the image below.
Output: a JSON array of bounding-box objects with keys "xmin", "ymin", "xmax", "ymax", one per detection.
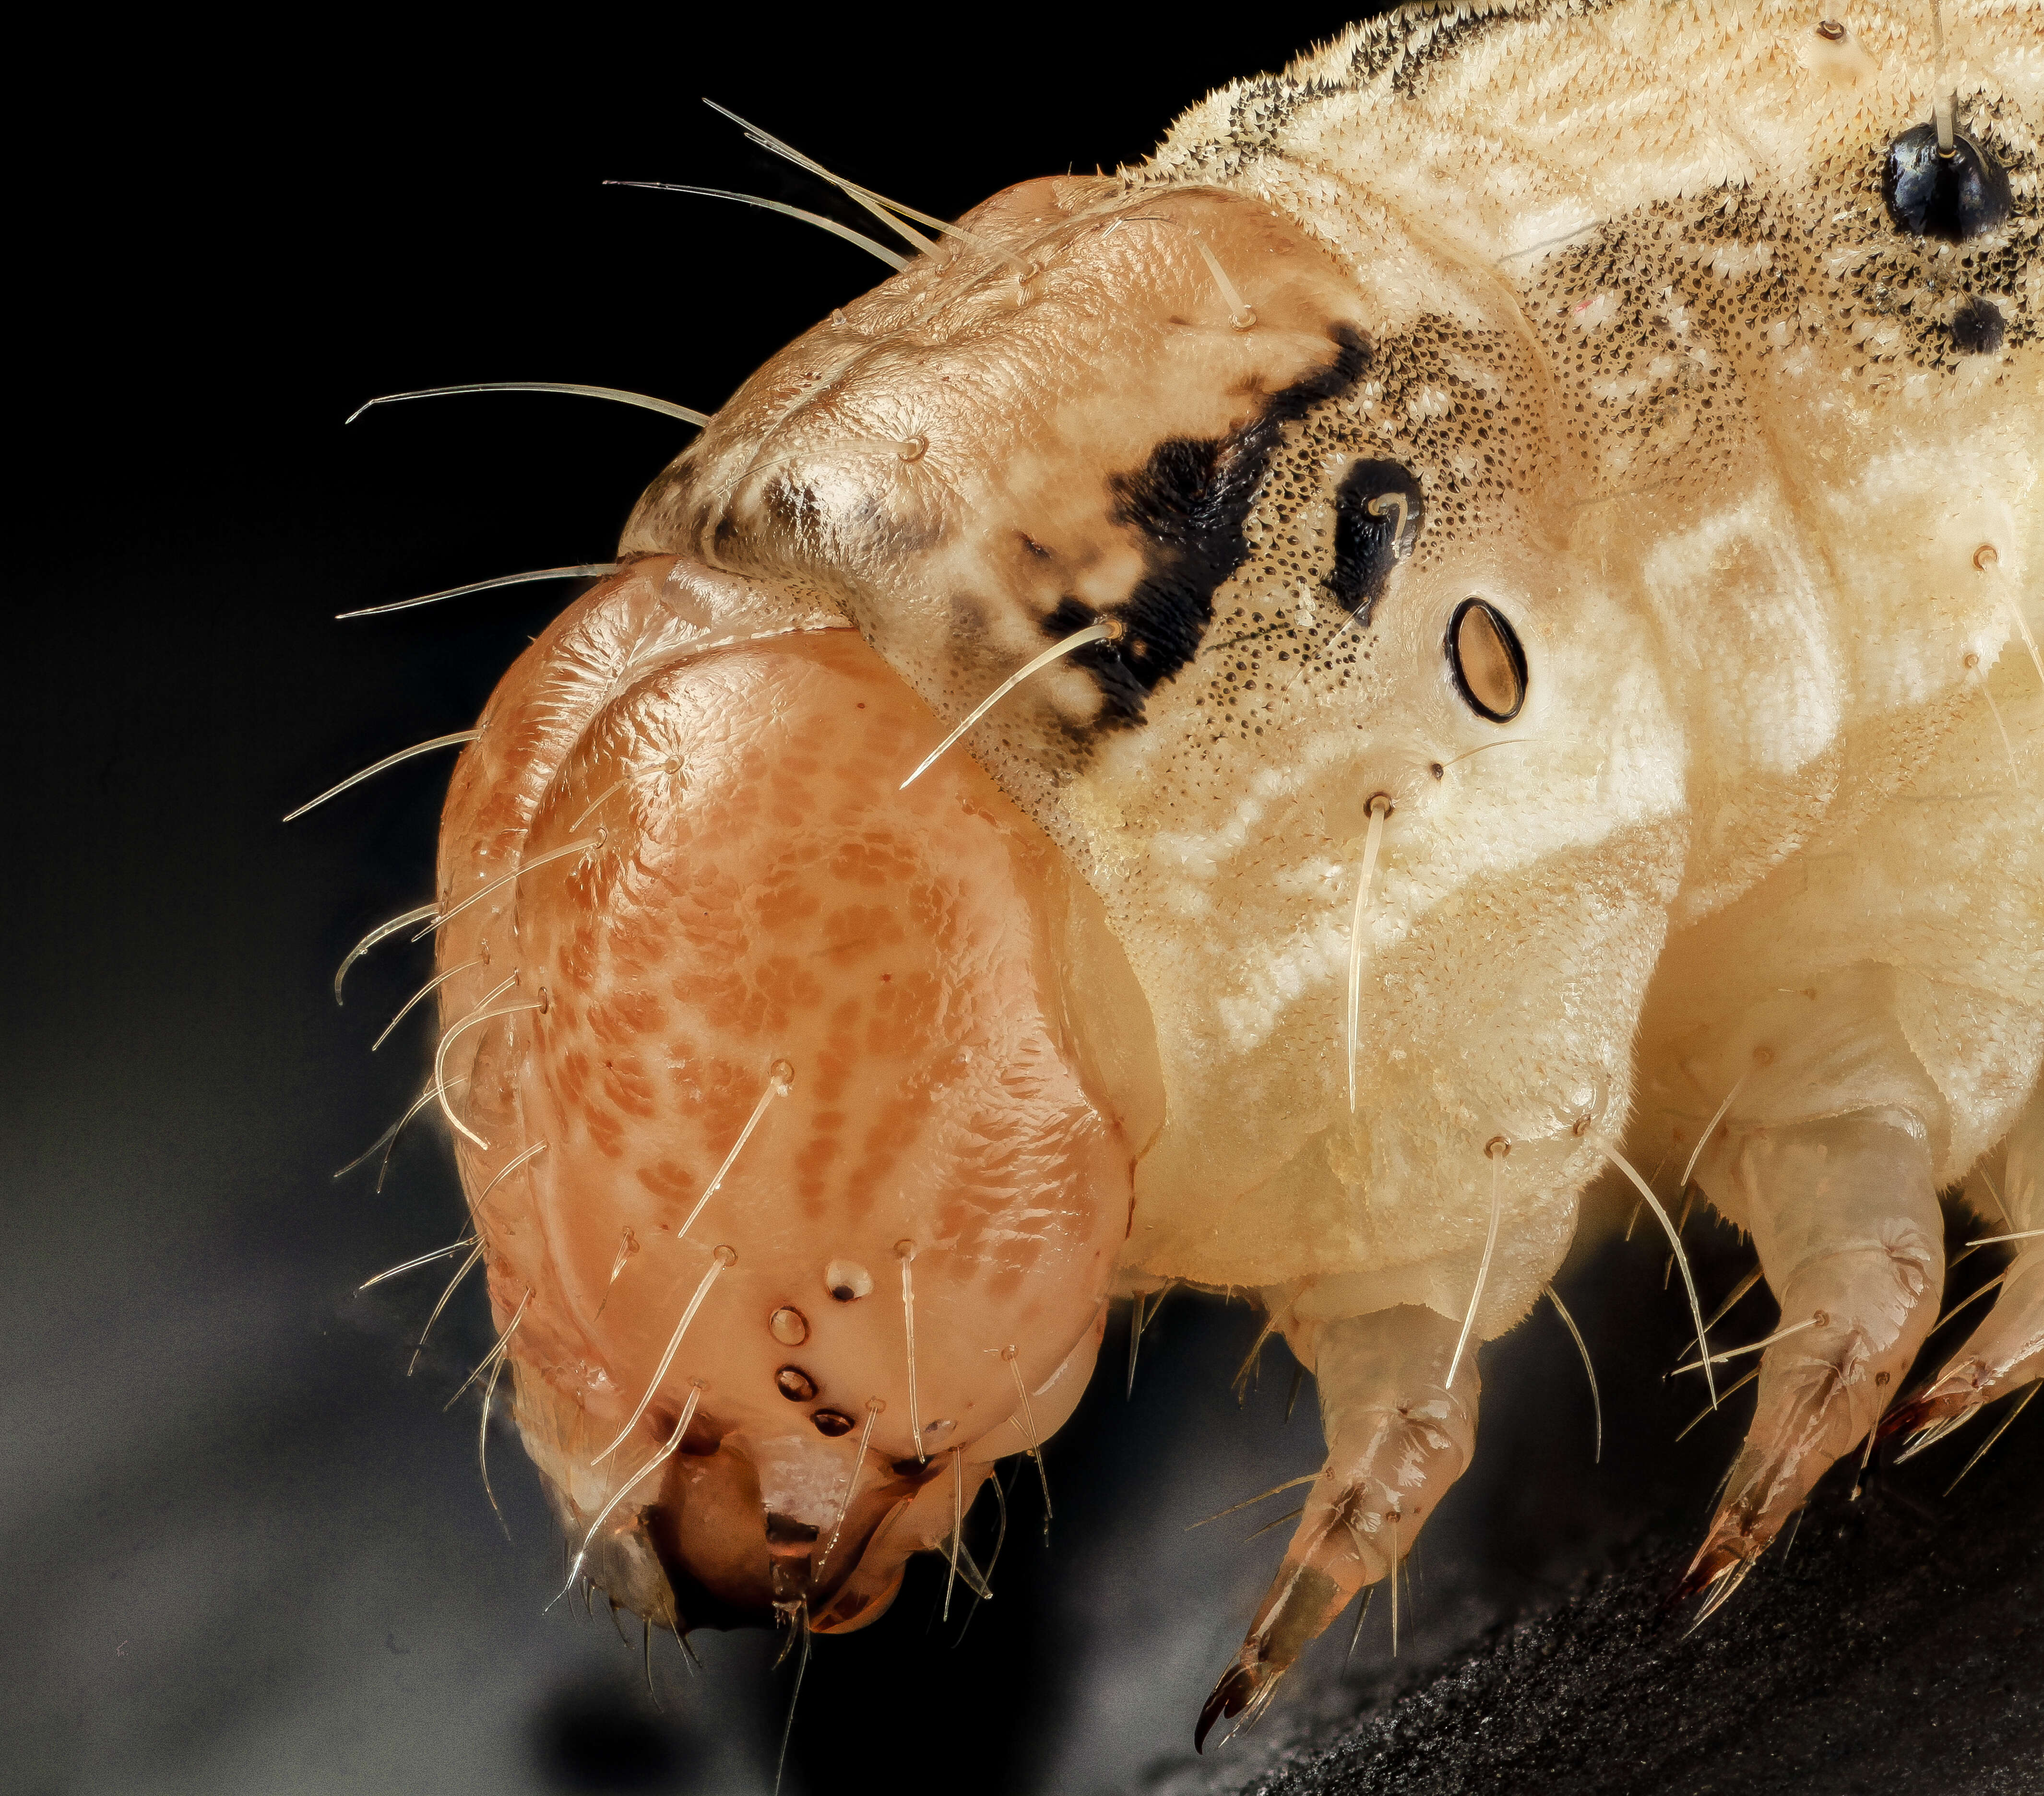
[
  {"xmin": 1196, "ymin": 1305, "xmax": 1475, "ymax": 1750},
  {"xmin": 1888, "ymin": 1082, "xmax": 2044, "ymax": 1450},
  {"xmin": 1683, "ymin": 1113, "xmax": 1942, "ymax": 1602}
]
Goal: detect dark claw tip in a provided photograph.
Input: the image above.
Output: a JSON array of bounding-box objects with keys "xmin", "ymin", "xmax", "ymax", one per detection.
[
  {"xmin": 1194, "ymin": 1665, "xmax": 1257, "ymax": 1753},
  {"xmin": 1880, "ymin": 1382, "xmax": 1967, "ymax": 1443},
  {"xmin": 1675, "ymin": 1539, "xmax": 1742, "ymax": 1605},
  {"xmin": 1878, "ymin": 1399, "xmax": 1927, "ymax": 1442}
]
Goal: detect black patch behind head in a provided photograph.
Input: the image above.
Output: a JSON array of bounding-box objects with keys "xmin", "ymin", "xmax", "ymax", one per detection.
[
  {"xmin": 1071, "ymin": 324, "xmax": 1368, "ymax": 729},
  {"xmin": 1328, "ymin": 460, "xmax": 1424, "ymax": 625}
]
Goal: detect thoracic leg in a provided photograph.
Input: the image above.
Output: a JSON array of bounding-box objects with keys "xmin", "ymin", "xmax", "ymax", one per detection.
[
  {"xmin": 1196, "ymin": 1305, "xmax": 1475, "ymax": 1750},
  {"xmin": 1888, "ymin": 1080, "xmax": 2044, "ymax": 1449},
  {"xmin": 1683, "ymin": 1113, "xmax": 1941, "ymax": 1601}
]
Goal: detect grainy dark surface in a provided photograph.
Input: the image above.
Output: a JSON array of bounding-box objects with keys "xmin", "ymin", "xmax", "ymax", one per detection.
[{"xmin": 1241, "ymin": 1438, "xmax": 2044, "ymax": 1796}]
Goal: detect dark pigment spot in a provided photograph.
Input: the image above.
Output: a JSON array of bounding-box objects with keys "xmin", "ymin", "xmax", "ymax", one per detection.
[
  {"xmin": 1950, "ymin": 296, "xmax": 2006, "ymax": 356},
  {"xmin": 1328, "ymin": 460, "xmax": 1424, "ymax": 624}
]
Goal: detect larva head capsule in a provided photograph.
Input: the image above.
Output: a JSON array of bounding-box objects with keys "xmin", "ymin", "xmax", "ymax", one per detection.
[{"xmin": 433, "ymin": 559, "xmax": 1160, "ymax": 1634}]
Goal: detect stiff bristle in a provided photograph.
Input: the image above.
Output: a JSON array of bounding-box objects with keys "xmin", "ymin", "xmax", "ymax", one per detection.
[
  {"xmin": 593, "ymin": 1250, "xmax": 734, "ymax": 1465},
  {"xmin": 345, "ymin": 382, "xmax": 707, "ymax": 429},
  {"xmin": 283, "ymin": 730, "xmax": 480, "ymax": 823},
  {"xmin": 1609, "ymin": 1149, "xmax": 1718, "ymax": 1408},
  {"xmin": 900, "ymin": 623, "xmax": 1119, "ymax": 791},
  {"xmin": 337, "ymin": 564, "xmax": 616, "ymax": 622},
  {"xmin": 605, "ymin": 182, "xmax": 908, "ymax": 272},
  {"xmin": 897, "ymin": 1242, "xmax": 924, "ymax": 1460},
  {"xmin": 1445, "ymin": 1141, "xmax": 1508, "ymax": 1391}
]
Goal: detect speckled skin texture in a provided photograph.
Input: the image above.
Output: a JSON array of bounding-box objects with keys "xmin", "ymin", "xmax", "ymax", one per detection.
[{"xmin": 430, "ymin": 0, "xmax": 2044, "ymax": 1734}]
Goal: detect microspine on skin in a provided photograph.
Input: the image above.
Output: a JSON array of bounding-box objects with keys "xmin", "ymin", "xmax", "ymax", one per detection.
[{"xmin": 324, "ymin": 0, "xmax": 2044, "ymax": 1752}]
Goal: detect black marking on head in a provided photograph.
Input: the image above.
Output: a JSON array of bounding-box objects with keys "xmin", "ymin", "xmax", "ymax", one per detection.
[
  {"xmin": 1328, "ymin": 460, "xmax": 1424, "ymax": 625},
  {"xmin": 1950, "ymin": 295, "xmax": 2007, "ymax": 356},
  {"xmin": 1882, "ymin": 124, "xmax": 2013, "ymax": 243},
  {"xmin": 1070, "ymin": 324, "xmax": 1368, "ymax": 731}
]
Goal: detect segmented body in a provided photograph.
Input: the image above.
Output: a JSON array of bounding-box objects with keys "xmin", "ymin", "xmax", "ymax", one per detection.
[{"xmin": 339, "ymin": 0, "xmax": 2044, "ymax": 1751}]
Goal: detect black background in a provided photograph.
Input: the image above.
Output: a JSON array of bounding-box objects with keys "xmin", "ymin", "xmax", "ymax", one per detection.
[{"xmin": 10, "ymin": 7, "xmax": 2042, "ymax": 1794}]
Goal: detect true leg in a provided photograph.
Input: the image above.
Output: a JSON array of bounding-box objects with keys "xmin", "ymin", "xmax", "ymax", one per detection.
[
  {"xmin": 1684, "ymin": 1113, "xmax": 1941, "ymax": 1599},
  {"xmin": 1197, "ymin": 1304, "xmax": 1475, "ymax": 1749},
  {"xmin": 1888, "ymin": 1081, "xmax": 2044, "ymax": 1446}
]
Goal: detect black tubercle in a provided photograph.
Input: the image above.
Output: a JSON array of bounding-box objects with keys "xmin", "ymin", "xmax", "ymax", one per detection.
[
  {"xmin": 1066, "ymin": 324, "xmax": 1369, "ymax": 729},
  {"xmin": 1882, "ymin": 123, "xmax": 2013, "ymax": 243},
  {"xmin": 1329, "ymin": 460, "xmax": 1424, "ymax": 624},
  {"xmin": 1950, "ymin": 296, "xmax": 2006, "ymax": 356}
]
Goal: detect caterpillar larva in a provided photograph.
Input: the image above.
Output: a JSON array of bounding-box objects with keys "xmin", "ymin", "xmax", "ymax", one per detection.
[{"xmin": 319, "ymin": 0, "xmax": 2043, "ymax": 1771}]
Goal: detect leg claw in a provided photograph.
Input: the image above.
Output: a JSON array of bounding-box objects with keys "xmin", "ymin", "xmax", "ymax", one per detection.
[
  {"xmin": 1881, "ymin": 1362, "xmax": 1991, "ymax": 1456},
  {"xmin": 1195, "ymin": 1658, "xmax": 1285, "ymax": 1753},
  {"xmin": 1681, "ymin": 1556, "xmax": 1754, "ymax": 1631}
]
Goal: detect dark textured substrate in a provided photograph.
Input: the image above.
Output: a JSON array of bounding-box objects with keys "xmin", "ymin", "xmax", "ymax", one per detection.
[{"xmin": 1239, "ymin": 1409, "xmax": 2044, "ymax": 1796}]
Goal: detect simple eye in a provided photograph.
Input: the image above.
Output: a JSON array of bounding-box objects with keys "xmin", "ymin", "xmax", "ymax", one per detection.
[
  {"xmin": 1882, "ymin": 121, "xmax": 2011, "ymax": 242},
  {"xmin": 1447, "ymin": 599, "xmax": 1527, "ymax": 722}
]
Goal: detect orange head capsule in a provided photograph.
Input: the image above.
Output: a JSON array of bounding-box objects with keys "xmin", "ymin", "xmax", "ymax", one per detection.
[{"xmin": 432, "ymin": 562, "xmax": 1160, "ymax": 1631}]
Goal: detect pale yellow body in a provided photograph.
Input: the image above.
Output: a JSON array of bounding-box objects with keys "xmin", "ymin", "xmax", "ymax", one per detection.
[{"xmin": 1106, "ymin": 0, "xmax": 2044, "ymax": 1345}]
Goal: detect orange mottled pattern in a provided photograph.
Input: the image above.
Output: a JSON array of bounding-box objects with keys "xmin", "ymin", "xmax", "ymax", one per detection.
[
  {"xmin": 513, "ymin": 626, "xmax": 1126, "ymax": 1431},
  {"xmin": 430, "ymin": 563, "xmax": 1136, "ymax": 1629}
]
